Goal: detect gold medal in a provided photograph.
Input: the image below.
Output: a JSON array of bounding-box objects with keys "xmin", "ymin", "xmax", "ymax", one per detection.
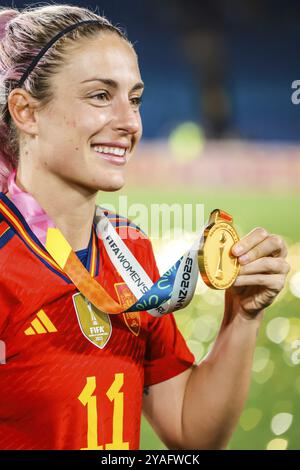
[{"xmin": 198, "ymin": 209, "xmax": 240, "ymax": 289}]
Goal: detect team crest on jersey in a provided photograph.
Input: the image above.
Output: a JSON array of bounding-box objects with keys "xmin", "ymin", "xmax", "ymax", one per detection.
[
  {"xmin": 114, "ymin": 282, "xmax": 140, "ymax": 336},
  {"xmin": 72, "ymin": 293, "xmax": 112, "ymax": 349}
]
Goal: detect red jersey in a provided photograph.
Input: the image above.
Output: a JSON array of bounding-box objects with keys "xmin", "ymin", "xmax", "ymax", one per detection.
[{"xmin": 0, "ymin": 193, "xmax": 195, "ymax": 450}]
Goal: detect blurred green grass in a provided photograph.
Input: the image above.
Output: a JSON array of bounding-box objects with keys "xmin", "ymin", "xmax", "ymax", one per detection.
[
  {"xmin": 98, "ymin": 188, "xmax": 300, "ymax": 241},
  {"xmin": 98, "ymin": 188, "xmax": 300, "ymax": 450}
]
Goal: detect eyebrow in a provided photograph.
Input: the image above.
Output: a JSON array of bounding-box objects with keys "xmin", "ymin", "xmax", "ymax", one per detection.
[{"xmin": 80, "ymin": 78, "xmax": 144, "ymax": 92}]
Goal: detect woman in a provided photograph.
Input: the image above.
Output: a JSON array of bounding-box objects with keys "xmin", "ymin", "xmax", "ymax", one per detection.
[{"xmin": 0, "ymin": 4, "xmax": 290, "ymax": 450}]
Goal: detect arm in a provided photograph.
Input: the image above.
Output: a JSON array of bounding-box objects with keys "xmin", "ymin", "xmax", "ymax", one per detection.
[
  {"xmin": 143, "ymin": 305, "xmax": 262, "ymax": 450},
  {"xmin": 143, "ymin": 228, "xmax": 289, "ymax": 449},
  {"xmin": 181, "ymin": 303, "xmax": 263, "ymax": 449}
]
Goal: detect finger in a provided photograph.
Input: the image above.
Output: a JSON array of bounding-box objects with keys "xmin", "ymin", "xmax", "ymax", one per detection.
[
  {"xmin": 233, "ymin": 273, "xmax": 286, "ymax": 291},
  {"xmin": 236, "ymin": 235, "xmax": 287, "ymax": 265},
  {"xmin": 239, "ymin": 257, "xmax": 290, "ymax": 275},
  {"xmin": 232, "ymin": 227, "xmax": 269, "ymax": 257}
]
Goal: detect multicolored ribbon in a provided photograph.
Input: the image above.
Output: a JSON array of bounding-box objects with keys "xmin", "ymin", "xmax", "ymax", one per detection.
[{"xmin": 7, "ymin": 170, "xmax": 202, "ymax": 317}]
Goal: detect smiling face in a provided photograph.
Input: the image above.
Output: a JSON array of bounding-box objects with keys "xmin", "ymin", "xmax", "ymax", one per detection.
[{"xmin": 34, "ymin": 32, "xmax": 143, "ymax": 192}]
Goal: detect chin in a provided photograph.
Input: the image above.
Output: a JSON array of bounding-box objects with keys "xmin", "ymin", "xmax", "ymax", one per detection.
[{"xmin": 100, "ymin": 175, "xmax": 126, "ymax": 192}]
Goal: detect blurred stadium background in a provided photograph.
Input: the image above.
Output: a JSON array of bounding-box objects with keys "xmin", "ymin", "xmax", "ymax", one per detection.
[{"xmin": 5, "ymin": 0, "xmax": 300, "ymax": 450}]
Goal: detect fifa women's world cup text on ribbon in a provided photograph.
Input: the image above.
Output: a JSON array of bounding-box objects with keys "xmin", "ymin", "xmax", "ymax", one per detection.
[
  {"xmin": 45, "ymin": 207, "xmax": 240, "ymax": 317},
  {"xmin": 7, "ymin": 170, "xmax": 240, "ymax": 317}
]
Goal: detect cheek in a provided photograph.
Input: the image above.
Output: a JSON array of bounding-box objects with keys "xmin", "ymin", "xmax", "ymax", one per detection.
[
  {"xmin": 73, "ymin": 110, "xmax": 109, "ymax": 137},
  {"xmin": 38, "ymin": 108, "xmax": 76, "ymax": 147},
  {"xmin": 39, "ymin": 103, "xmax": 110, "ymax": 150}
]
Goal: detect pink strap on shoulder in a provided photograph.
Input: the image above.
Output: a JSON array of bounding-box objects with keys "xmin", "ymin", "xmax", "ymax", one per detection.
[{"xmin": 7, "ymin": 169, "xmax": 55, "ymax": 244}]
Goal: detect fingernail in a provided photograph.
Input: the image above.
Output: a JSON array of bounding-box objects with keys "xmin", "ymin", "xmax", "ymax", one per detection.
[
  {"xmin": 233, "ymin": 245, "xmax": 243, "ymax": 255},
  {"xmin": 239, "ymin": 254, "xmax": 249, "ymax": 263}
]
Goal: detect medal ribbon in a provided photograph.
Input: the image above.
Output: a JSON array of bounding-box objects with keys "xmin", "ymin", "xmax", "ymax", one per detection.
[{"xmin": 5, "ymin": 170, "xmax": 231, "ymax": 317}]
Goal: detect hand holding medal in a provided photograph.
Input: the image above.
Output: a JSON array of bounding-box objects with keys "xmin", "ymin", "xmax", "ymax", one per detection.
[{"xmin": 199, "ymin": 210, "xmax": 289, "ymax": 319}]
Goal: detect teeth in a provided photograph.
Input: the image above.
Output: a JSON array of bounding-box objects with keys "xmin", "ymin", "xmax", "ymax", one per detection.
[{"xmin": 93, "ymin": 145, "xmax": 126, "ymax": 157}]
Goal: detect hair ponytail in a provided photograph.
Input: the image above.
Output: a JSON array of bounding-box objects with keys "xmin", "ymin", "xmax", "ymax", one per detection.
[{"xmin": 0, "ymin": 8, "xmax": 20, "ymax": 192}]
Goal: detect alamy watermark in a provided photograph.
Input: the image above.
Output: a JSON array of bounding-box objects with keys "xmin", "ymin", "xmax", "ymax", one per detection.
[
  {"xmin": 291, "ymin": 80, "xmax": 300, "ymax": 104},
  {"xmin": 291, "ymin": 339, "xmax": 300, "ymax": 365},
  {"xmin": 102, "ymin": 196, "xmax": 205, "ymax": 241}
]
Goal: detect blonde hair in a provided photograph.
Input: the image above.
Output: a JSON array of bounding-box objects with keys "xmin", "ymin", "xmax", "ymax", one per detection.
[{"xmin": 0, "ymin": 4, "xmax": 130, "ymax": 192}]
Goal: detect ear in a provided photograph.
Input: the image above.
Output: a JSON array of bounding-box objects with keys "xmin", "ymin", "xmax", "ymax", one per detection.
[{"xmin": 7, "ymin": 89, "xmax": 39, "ymax": 135}]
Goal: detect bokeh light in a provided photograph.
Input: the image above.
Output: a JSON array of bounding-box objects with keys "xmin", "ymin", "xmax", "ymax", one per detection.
[
  {"xmin": 289, "ymin": 271, "xmax": 300, "ymax": 298},
  {"xmin": 240, "ymin": 408, "xmax": 262, "ymax": 431},
  {"xmin": 266, "ymin": 439, "xmax": 288, "ymax": 450},
  {"xmin": 266, "ymin": 317, "xmax": 290, "ymax": 344},
  {"xmin": 271, "ymin": 413, "xmax": 293, "ymax": 435},
  {"xmin": 253, "ymin": 360, "xmax": 275, "ymax": 384},
  {"xmin": 152, "ymin": 231, "xmax": 197, "ymax": 274},
  {"xmin": 252, "ymin": 347, "xmax": 270, "ymax": 373},
  {"xmin": 192, "ymin": 314, "xmax": 219, "ymax": 342},
  {"xmin": 169, "ymin": 122, "xmax": 205, "ymax": 163},
  {"xmin": 284, "ymin": 318, "xmax": 300, "ymax": 345}
]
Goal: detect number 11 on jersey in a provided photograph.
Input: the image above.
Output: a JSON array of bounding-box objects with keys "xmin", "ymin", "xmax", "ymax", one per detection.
[{"xmin": 78, "ymin": 373, "xmax": 129, "ymax": 450}]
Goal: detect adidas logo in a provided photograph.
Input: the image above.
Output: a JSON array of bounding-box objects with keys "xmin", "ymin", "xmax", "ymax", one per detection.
[{"xmin": 24, "ymin": 310, "xmax": 57, "ymax": 335}]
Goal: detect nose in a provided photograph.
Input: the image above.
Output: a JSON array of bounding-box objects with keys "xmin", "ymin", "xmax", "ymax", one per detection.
[{"xmin": 112, "ymin": 99, "xmax": 141, "ymax": 135}]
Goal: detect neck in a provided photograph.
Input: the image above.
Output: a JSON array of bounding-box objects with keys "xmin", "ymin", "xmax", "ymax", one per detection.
[{"xmin": 15, "ymin": 165, "xmax": 97, "ymax": 252}]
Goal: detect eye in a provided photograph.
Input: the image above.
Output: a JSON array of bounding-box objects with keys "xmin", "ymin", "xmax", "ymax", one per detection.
[
  {"xmin": 130, "ymin": 96, "xmax": 143, "ymax": 108},
  {"xmin": 90, "ymin": 91, "xmax": 110, "ymax": 102}
]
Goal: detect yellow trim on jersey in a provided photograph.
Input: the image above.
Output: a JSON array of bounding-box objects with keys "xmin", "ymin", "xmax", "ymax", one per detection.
[
  {"xmin": 46, "ymin": 227, "xmax": 72, "ymax": 268},
  {"xmin": 90, "ymin": 230, "xmax": 97, "ymax": 277},
  {"xmin": 0, "ymin": 202, "xmax": 63, "ymax": 272}
]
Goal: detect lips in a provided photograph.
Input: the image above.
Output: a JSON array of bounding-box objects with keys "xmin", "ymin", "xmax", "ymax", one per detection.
[
  {"xmin": 91, "ymin": 140, "xmax": 130, "ymax": 149},
  {"xmin": 92, "ymin": 146, "xmax": 127, "ymax": 166}
]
